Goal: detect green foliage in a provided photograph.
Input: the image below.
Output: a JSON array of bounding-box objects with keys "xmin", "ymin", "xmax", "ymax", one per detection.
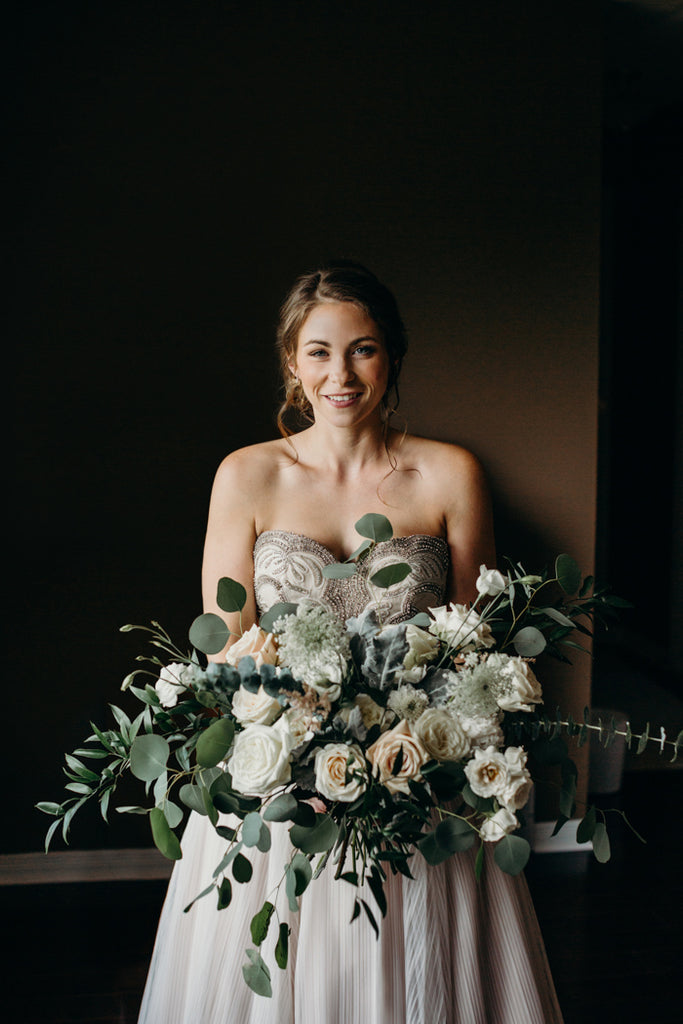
[{"xmin": 189, "ymin": 612, "xmax": 230, "ymax": 655}]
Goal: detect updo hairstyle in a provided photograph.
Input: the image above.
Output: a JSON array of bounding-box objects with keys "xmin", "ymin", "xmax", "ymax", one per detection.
[{"xmin": 276, "ymin": 261, "xmax": 408, "ymax": 436}]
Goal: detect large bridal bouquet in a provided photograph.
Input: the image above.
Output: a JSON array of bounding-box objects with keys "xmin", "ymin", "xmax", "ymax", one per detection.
[{"xmin": 38, "ymin": 514, "xmax": 680, "ymax": 997}]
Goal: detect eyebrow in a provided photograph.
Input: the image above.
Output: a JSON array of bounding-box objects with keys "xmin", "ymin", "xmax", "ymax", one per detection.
[{"xmin": 301, "ymin": 336, "xmax": 379, "ymax": 347}]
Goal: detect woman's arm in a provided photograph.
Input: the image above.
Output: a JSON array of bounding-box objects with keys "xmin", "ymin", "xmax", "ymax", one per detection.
[
  {"xmin": 440, "ymin": 445, "xmax": 497, "ymax": 607},
  {"xmin": 201, "ymin": 448, "xmax": 262, "ymax": 656}
]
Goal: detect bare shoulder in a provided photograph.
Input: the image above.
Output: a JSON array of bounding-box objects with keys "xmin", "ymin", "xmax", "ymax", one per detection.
[
  {"xmin": 211, "ymin": 437, "xmax": 296, "ymax": 494},
  {"xmin": 397, "ymin": 433, "xmax": 489, "ymax": 495}
]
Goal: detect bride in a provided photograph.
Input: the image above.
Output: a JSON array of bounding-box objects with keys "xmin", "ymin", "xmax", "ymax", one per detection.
[{"xmin": 138, "ymin": 262, "xmax": 563, "ymax": 1023}]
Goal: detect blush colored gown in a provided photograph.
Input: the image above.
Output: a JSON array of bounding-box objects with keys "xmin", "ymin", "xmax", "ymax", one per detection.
[{"xmin": 137, "ymin": 533, "xmax": 563, "ymax": 1023}]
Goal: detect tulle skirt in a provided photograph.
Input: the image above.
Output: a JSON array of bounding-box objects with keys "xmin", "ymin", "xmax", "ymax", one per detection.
[{"xmin": 138, "ymin": 811, "xmax": 563, "ymax": 1024}]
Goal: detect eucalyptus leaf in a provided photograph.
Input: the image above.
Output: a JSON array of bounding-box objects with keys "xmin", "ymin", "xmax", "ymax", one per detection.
[
  {"xmin": 149, "ymin": 807, "xmax": 182, "ymax": 861},
  {"xmin": 576, "ymin": 805, "xmax": 597, "ymax": 844},
  {"xmin": 263, "ymin": 793, "xmax": 299, "ymax": 822},
  {"xmin": 259, "ymin": 602, "xmax": 298, "ymax": 632},
  {"xmin": 322, "ymin": 562, "xmax": 358, "ymax": 580},
  {"xmin": 289, "ymin": 813, "xmax": 338, "ymax": 854},
  {"xmin": 493, "ymin": 834, "xmax": 530, "ymax": 875},
  {"xmin": 179, "ymin": 783, "xmax": 209, "ymax": 815},
  {"xmin": 232, "ymin": 853, "xmax": 253, "ymax": 883},
  {"xmin": 275, "ymin": 923, "xmax": 290, "ymax": 969},
  {"xmin": 242, "ymin": 811, "xmax": 265, "ymax": 848},
  {"xmin": 354, "ymin": 512, "xmax": 393, "ymax": 542},
  {"xmin": 196, "ymin": 717, "xmax": 235, "ymax": 768},
  {"xmin": 217, "ymin": 576, "xmax": 248, "ymax": 613},
  {"xmin": 555, "ymin": 554, "xmax": 582, "ymax": 595},
  {"xmin": 369, "ymin": 562, "xmax": 412, "ymax": 588},
  {"xmin": 130, "ymin": 734, "xmax": 170, "ymax": 782},
  {"xmin": 217, "ymin": 877, "xmax": 232, "ymax": 910},
  {"xmin": 242, "ymin": 950, "xmax": 272, "ymax": 998},
  {"xmin": 512, "ymin": 626, "xmax": 547, "ymax": 657},
  {"xmin": 592, "ymin": 821, "xmax": 611, "ymax": 863},
  {"xmin": 189, "ymin": 612, "xmax": 230, "ymax": 656},
  {"xmin": 250, "ymin": 901, "xmax": 275, "ymax": 945}
]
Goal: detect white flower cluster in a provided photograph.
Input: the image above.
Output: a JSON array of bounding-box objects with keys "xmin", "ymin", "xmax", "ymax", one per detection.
[
  {"xmin": 446, "ymin": 652, "xmax": 543, "ymax": 718},
  {"xmin": 274, "ymin": 602, "xmax": 351, "ymax": 699},
  {"xmin": 464, "ymin": 745, "xmax": 533, "ymax": 841}
]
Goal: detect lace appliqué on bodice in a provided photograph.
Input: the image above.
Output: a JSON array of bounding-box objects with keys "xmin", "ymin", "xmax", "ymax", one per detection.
[{"xmin": 253, "ymin": 531, "xmax": 449, "ymax": 624}]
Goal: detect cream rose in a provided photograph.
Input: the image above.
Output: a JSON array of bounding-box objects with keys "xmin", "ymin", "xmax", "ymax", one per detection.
[
  {"xmin": 480, "ymin": 806, "xmax": 519, "ymax": 842},
  {"xmin": 413, "ymin": 708, "xmax": 470, "ymax": 762},
  {"xmin": 155, "ymin": 663, "xmax": 188, "ymax": 708},
  {"xmin": 231, "ymin": 684, "xmax": 282, "ymax": 726},
  {"xmin": 366, "ymin": 719, "xmax": 429, "ymax": 795},
  {"xmin": 464, "ymin": 745, "xmax": 510, "ymax": 799},
  {"xmin": 314, "ymin": 743, "xmax": 367, "ymax": 802},
  {"xmin": 498, "ymin": 746, "xmax": 533, "ymax": 810},
  {"xmin": 403, "ymin": 625, "xmax": 440, "ymax": 670},
  {"xmin": 428, "ymin": 603, "xmax": 495, "ymax": 652},
  {"xmin": 225, "ymin": 624, "xmax": 279, "ymax": 669},
  {"xmin": 488, "ymin": 653, "xmax": 543, "ymax": 713},
  {"xmin": 227, "ymin": 717, "xmax": 294, "ymax": 797}
]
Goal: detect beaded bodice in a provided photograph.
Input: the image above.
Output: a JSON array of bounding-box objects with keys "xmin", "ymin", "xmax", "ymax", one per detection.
[{"xmin": 253, "ymin": 530, "xmax": 449, "ymax": 624}]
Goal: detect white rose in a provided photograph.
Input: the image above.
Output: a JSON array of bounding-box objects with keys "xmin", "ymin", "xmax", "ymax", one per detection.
[
  {"xmin": 404, "ymin": 625, "xmax": 440, "ymax": 670},
  {"xmin": 354, "ymin": 693, "xmax": 392, "ymax": 730},
  {"xmin": 231, "ymin": 684, "xmax": 282, "ymax": 726},
  {"xmin": 428, "ymin": 603, "xmax": 495, "ymax": 652},
  {"xmin": 413, "ymin": 708, "xmax": 470, "ymax": 762},
  {"xmin": 283, "ymin": 707, "xmax": 316, "ymax": 748},
  {"xmin": 480, "ymin": 806, "xmax": 519, "ymax": 842},
  {"xmin": 476, "ymin": 565, "xmax": 509, "ymax": 597},
  {"xmin": 225, "ymin": 624, "xmax": 279, "ymax": 669},
  {"xmin": 503, "ymin": 745, "xmax": 528, "ymax": 774},
  {"xmin": 498, "ymin": 747, "xmax": 533, "ymax": 810},
  {"xmin": 314, "ymin": 743, "xmax": 367, "ymax": 802},
  {"xmin": 458, "ymin": 713, "xmax": 505, "ymax": 750},
  {"xmin": 227, "ymin": 717, "xmax": 294, "ymax": 797},
  {"xmin": 464, "ymin": 745, "xmax": 511, "ymax": 799},
  {"xmin": 366, "ymin": 719, "xmax": 429, "ymax": 795},
  {"xmin": 490, "ymin": 654, "xmax": 543, "ymax": 713},
  {"xmin": 155, "ymin": 663, "xmax": 188, "ymax": 708}
]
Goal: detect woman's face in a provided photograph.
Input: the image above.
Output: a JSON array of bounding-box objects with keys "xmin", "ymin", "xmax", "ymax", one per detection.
[{"xmin": 291, "ymin": 302, "xmax": 390, "ymax": 427}]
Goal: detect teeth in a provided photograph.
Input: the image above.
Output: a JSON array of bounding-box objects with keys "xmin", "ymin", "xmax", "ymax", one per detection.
[{"xmin": 326, "ymin": 394, "xmax": 358, "ymax": 403}]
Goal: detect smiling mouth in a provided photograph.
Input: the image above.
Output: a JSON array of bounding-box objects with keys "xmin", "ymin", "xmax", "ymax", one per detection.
[{"xmin": 323, "ymin": 393, "xmax": 362, "ymax": 406}]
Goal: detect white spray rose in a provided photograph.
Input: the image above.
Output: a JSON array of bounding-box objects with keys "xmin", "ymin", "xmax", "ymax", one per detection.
[
  {"xmin": 498, "ymin": 746, "xmax": 533, "ymax": 810},
  {"xmin": 464, "ymin": 745, "xmax": 511, "ymax": 799},
  {"xmin": 231, "ymin": 684, "xmax": 282, "ymax": 726},
  {"xmin": 480, "ymin": 806, "xmax": 519, "ymax": 842},
  {"xmin": 476, "ymin": 565, "xmax": 509, "ymax": 597},
  {"xmin": 413, "ymin": 708, "xmax": 470, "ymax": 762},
  {"xmin": 314, "ymin": 743, "xmax": 367, "ymax": 802},
  {"xmin": 228, "ymin": 717, "xmax": 294, "ymax": 797},
  {"xmin": 155, "ymin": 663, "xmax": 189, "ymax": 708},
  {"xmin": 428, "ymin": 603, "xmax": 495, "ymax": 652}
]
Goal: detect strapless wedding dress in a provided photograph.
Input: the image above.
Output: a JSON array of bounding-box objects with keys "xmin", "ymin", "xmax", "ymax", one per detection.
[{"xmin": 138, "ymin": 533, "xmax": 563, "ymax": 1023}]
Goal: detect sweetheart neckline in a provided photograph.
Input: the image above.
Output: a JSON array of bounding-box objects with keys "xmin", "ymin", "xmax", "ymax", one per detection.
[{"xmin": 254, "ymin": 529, "xmax": 449, "ymax": 565}]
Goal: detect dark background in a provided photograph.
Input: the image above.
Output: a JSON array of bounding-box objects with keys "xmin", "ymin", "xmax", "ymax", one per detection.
[{"xmin": 6, "ymin": 0, "xmax": 682, "ymax": 857}]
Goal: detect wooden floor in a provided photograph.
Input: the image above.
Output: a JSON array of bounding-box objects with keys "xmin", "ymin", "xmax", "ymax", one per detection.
[{"xmin": 3, "ymin": 770, "xmax": 680, "ymax": 1024}]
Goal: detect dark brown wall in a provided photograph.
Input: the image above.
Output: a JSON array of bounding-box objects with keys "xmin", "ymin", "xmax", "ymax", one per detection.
[{"xmin": 8, "ymin": 1, "xmax": 601, "ymax": 853}]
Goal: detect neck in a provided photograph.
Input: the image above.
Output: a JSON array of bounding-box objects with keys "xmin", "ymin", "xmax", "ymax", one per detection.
[{"xmin": 300, "ymin": 416, "xmax": 393, "ymax": 477}]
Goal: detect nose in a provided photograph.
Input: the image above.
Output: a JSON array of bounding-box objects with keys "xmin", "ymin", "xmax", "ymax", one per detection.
[{"xmin": 329, "ymin": 354, "xmax": 354, "ymax": 385}]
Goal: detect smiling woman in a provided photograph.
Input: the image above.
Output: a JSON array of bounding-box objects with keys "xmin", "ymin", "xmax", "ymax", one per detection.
[{"xmin": 136, "ymin": 261, "xmax": 564, "ymax": 1023}]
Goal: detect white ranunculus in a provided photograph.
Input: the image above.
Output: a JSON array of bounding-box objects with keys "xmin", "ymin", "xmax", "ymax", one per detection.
[
  {"xmin": 480, "ymin": 806, "xmax": 519, "ymax": 842},
  {"xmin": 228, "ymin": 717, "xmax": 294, "ymax": 797},
  {"xmin": 403, "ymin": 625, "xmax": 440, "ymax": 670},
  {"xmin": 458, "ymin": 713, "xmax": 505, "ymax": 750},
  {"xmin": 475, "ymin": 565, "xmax": 510, "ymax": 597},
  {"xmin": 464, "ymin": 745, "xmax": 511, "ymax": 799},
  {"xmin": 225, "ymin": 624, "xmax": 279, "ymax": 669},
  {"xmin": 413, "ymin": 708, "xmax": 470, "ymax": 762},
  {"xmin": 489, "ymin": 653, "xmax": 543, "ymax": 713},
  {"xmin": 231, "ymin": 684, "xmax": 282, "ymax": 726},
  {"xmin": 314, "ymin": 743, "xmax": 367, "ymax": 802},
  {"xmin": 428, "ymin": 603, "xmax": 495, "ymax": 652},
  {"xmin": 155, "ymin": 663, "xmax": 188, "ymax": 708}
]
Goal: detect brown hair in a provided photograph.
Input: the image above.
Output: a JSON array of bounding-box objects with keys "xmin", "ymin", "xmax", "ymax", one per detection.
[{"xmin": 275, "ymin": 260, "xmax": 408, "ymax": 436}]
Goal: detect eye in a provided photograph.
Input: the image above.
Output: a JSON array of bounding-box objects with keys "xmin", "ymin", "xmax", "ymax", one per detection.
[{"xmin": 353, "ymin": 344, "xmax": 377, "ymax": 356}]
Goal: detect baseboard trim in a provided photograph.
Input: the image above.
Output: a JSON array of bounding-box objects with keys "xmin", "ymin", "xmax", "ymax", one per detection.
[
  {"xmin": 531, "ymin": 818, "xmax": 592, "ymax": 853},
  {"xmin": 0, "ymin": 848, "xmax": 174, "ymax": 885}
]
